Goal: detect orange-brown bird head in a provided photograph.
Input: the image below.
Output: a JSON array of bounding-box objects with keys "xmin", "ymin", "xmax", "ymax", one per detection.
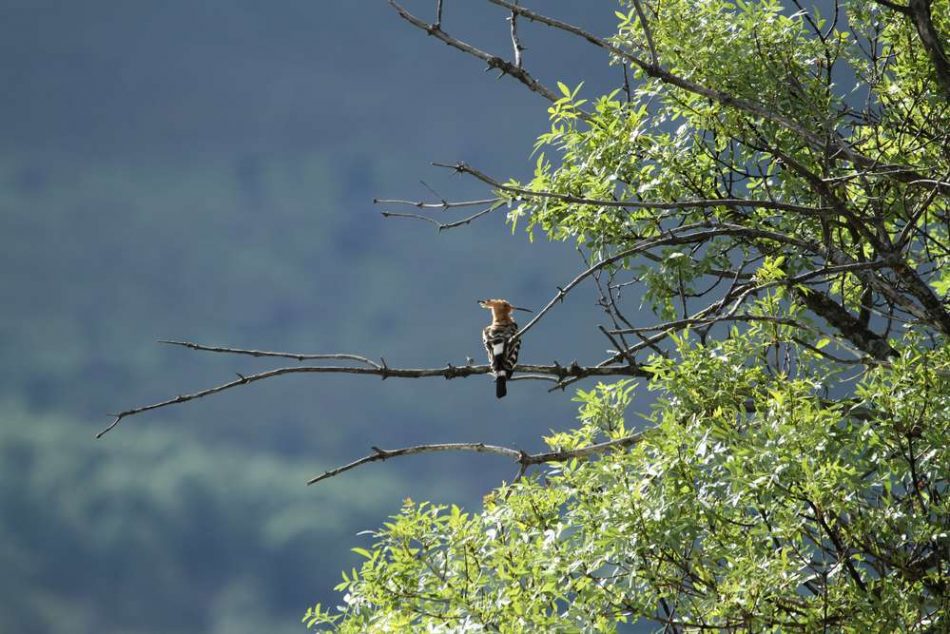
[{"xmin": 478, "ymin": 299, "xmax": 532, "ymax": 323}]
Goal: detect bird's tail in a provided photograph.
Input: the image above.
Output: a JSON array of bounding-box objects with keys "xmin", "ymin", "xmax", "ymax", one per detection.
[{"xmin": 495, "ymin": 375, "xmax": 507, "ymax": 399}]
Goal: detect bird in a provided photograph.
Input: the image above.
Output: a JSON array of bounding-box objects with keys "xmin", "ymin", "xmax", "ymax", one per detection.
[{"xmin": 479, "ymin": 299, "xmax": 532, "ymax": 398}]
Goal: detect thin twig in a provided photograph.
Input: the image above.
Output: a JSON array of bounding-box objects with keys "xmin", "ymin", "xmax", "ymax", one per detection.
[
  {"xmin": 158, "ymin": 340, "xmax": 381, "ymax": 367},
  {"xmin": 381, "ymin": 204, "xmax": 499, "ymax": 231},
  {"xmin": 373, "ymin": 197, "xmax": 497, "ymax": 209}
]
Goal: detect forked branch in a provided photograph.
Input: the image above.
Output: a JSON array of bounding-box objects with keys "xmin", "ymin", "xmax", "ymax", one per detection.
[{"xmin": 386, "ymin": 0, "xmax": 560, "ymax": 102}]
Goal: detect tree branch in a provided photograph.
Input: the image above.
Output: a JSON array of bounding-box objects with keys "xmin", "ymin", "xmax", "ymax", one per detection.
[
  {"xmin": 508, "ymin": 1, "xmax": 524, "ymax": 69},
  {"xmin": 387, "ymin": 0, "xmax": 559, "ymax": 102},
  {"xmin": 306, "ymin": 431, "xmax": 647, "ymax": 485},
  {"xmin": 908, "ymin": 0, "xmax": 950, "ymax": 99},
  {"xmin": 435, "ymin": 161, "xmax": 832, "ymax": 215},
  {"xmin": 373, "ymin": 196, "xmax": 497, "ymax": 209},
  {"xmin": 792, "ymin": 287, "xmax": 896, "ymax": 360},
  {"xmin": 630, "ymin": 0, "xmax": 658, "ymax": 67},
  {"xmin": 871, "ymin": 0, "xmax": 911, "ymax": 14},
  {"xmin": 158, "ymin": 340, "xmax": 382, "ymax": 367},
  {"xmin": 515, "ymin": 222, "xmax": 827, "ymax": 341},
  {"xmin": 380, "ymin": 205, "xmax": 499, "ymax": 231},
  {"xmin": 99, "ymin": 357, "xmax": 650, "ymax": 437}
]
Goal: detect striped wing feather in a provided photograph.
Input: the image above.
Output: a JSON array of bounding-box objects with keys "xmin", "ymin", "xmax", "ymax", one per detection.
[{"xmin": 482, "ymin": 323, "xmax": 519, "ymax": 377}]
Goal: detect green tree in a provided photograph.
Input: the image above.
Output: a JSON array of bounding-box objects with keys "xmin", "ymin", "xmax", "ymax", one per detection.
[{"xmin": 296, "ymin": 0, "xmax": 949, "ymax": 630}]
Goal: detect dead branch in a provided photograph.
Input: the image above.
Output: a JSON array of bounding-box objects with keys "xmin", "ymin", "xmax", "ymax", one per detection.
[
  {"xmin": 387, "ymin": 0, "xmax": 560, "ymax": 103},
  {"xmin": 380, "ymin": 205, "xmax": 498, "ymax": 231},
  {"xmin": 307, "ymin": 430, "xmax": 646, "ymax": 485},
  {"xmin": 158, "ymin": 340, "xmax": 382, "ymax": 367},
  {"xmin": 99, "ymin": 356, "xmax": 650, "ymax": 438},
  {"xmin": 373, "ymin": 197, "xmax": 497, "ymax": 210},
  {"xmin": 507, "ymin": 1, "xmax": 524, "ymax": 69}
]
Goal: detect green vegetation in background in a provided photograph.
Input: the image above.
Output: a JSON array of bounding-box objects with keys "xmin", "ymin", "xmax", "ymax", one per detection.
[{"xmin": 0, "ymin": 402, "xmax": 410, "ymax": 634}]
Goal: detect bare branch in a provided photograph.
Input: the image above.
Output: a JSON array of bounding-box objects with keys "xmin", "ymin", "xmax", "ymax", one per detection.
[
  {"xmin": 99, "ymin": 358, "xmax": 650, "ymax": 437},
  {"xmin": 381, "ymin": 205, "xmax": 499, "ymax": 231},
  {"xmin": 158, "ymin": 340, "xmax": 382, "ymax": 367},
  {"xmin": 307, "ymin": 430, "xmax": 647, "ymax": 485},
  {"xmin": 373, "ymin": 197, "xmax": 498, "ymax": 209},
  {"xmin": 387, "ymin": 0, "xmax": 559, "ymax": 102},
  {"xmin": 508, "ymin": 1, "xmax": 524, "ymax": 69},
  {"xmin": 308, "ymin": 443, "xmax": 523, "ymax": 485}
]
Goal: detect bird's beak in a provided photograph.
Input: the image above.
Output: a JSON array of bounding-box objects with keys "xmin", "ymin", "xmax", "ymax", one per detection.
[
  {"xmin": 477, "ymin": 299, "xmax": 488, "ymax": 307},
  {"xmin": 512, "ymin": 306, "xmax": 533, "ymax": 313}
]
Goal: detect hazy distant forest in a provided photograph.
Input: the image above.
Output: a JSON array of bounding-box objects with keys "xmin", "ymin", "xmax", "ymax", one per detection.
[{"xmin": 3, "ymin": 0, "xmax": 948, "ymax": 632}]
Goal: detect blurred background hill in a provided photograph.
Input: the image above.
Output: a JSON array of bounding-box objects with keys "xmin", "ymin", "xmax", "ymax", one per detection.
[{"xmin": 0, "ymin": 1, "xmax": 626, "ymax": 631}]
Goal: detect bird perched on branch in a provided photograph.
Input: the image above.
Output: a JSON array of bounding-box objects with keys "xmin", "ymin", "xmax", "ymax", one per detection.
[{"xmin": 479, "ymin": 299, "xmax": 531, "ymax": 398}]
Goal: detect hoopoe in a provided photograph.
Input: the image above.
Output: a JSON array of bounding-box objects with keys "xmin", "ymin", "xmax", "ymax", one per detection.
[{"xmin": 479, "ymin": 299, "xmax": 531, "ymax": 398}]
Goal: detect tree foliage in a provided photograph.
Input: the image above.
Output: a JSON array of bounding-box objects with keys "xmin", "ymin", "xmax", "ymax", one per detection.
[
  {"xmin": 303, "ymin": 0, "xmax": 949, "ymax": 630},
  {"xmin": 308, "ymin": 340, "xmax": 947, "ymax": 631}
]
